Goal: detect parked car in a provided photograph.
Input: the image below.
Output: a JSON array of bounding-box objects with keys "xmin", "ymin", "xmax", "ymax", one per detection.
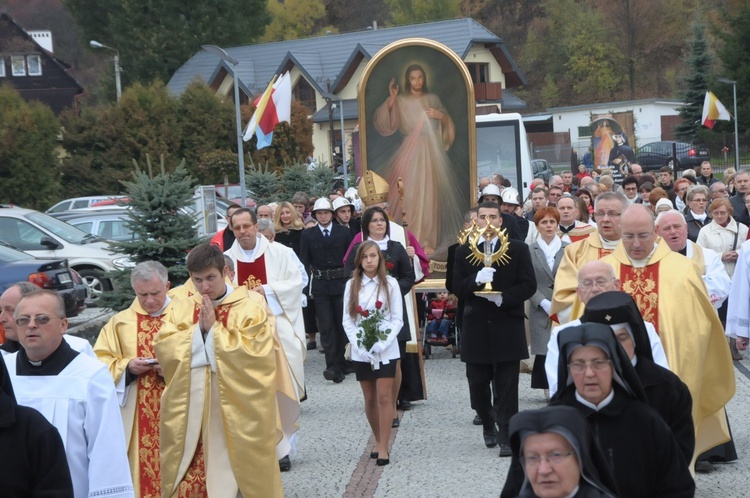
[
  {"xmin": 0, "ymin": 243, "xmax": 87, "ymax": 317},
  {"xmin": 636, "ymin": 141, "xmax": 710, "ymax": 173},
  {"xmin": 46, "ymin": 195, "xmax": 127, "ymax": 214},
  {"xmin": 0, "ymin": 206, "xmax": 132, "ymax": 304},
  {"xmin": 213, "ymin": 184, "xmax": 257, "ymax": 207},
  {"xmin": 531, "ymin": 159, "xmax": 554, "ymax": 183},
  {"xmin": 51, "ymin": 206, "xmax": 227, "ymax": 238}
]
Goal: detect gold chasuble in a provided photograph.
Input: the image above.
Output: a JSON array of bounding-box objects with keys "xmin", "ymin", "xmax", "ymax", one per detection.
[
  {"xmin": 155, "ymin": 287, "xmax": 287, "ymax": 498},
  {"xmin": 550, "ymin": 231, "xmax": 616, "ymax": 323},
  {"xmin": 602, "ymin": 241, "xmax": 736, "ymax": 463},
  {"xmin": 94, "ymin": 298, "xmax": 172, "ymax": 498}
]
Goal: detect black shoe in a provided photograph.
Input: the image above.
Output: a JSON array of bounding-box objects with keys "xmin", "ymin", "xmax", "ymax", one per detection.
[
  {"xmin": 498, "ymin": 444, "xmax": 512, "ymax": 458},
  {"xmin": 399, "ymin": 399, "xmax": 412, "ymax": 411},
  {"xmin": 343, "ymin": 364, "xmax": 356, "ymax": 375},
  {"xmin": 376, "ymin": 457, "xmax": 390, "ymax": 466},
  {"xmin": 333, "ymin": 371, "xmax": 345, "ymax": 383},
  {"xmin": 306, "ymin": 341, "xmax": 317, "ymax": 351},
  {"xmin": 370, "ymin": 451, "xmax": 378, "ymax": 459},
  {"xmin": 323, "ymin": 369, "xmax": 336, "ymax": 381},
  {"xmin": 392, "ymin": 417, "xmax": 400, "ymax": 428},
  {"xmin": 472, "ymin": 415, "xmax": 483, "ymax": 425},
  {"xmin": 279, "ymin": 455, "xmax": 291, "ymax": 471},
  {"xmin": 483, "ymin": 429, "xmax": 498, "ymax": 448},
  {"xmin": 695, "ymin": 461, "xmax": 715, "ymax": 473}
]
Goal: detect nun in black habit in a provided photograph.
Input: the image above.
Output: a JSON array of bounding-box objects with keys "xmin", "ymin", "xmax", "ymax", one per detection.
[
  {"xmin": 501, "ymin": 323, "xmax": 695, "ymax": 498},
  {"xmin": 0, "ymin": 354, "xmax": 74, "ymax": 496},
  {"xmin": 509, "ymin": 405, "xmax": 618, "ymax": 498},
  {"xmin": 581, "ymin": 291, "xmax": 695, "ymax": 464}
]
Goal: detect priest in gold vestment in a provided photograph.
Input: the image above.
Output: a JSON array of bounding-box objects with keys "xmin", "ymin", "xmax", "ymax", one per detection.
[
  {"xmin": 550, "ymin": 192, "xmax": 626, "ymax": 323},
  {"xmin": 95, "ymin": 261, "xmax": 174, "ymax": 498},
  {"xmin": 155, "ymin": 243, "xmax": 290, "ymax": 498},
  {"xmin": 602, "ymin": 205, "xmax": 735, "ymax": 466}
]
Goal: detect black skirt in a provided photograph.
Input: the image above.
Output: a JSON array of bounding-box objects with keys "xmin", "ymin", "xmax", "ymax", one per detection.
[
  {"xmin": 354, "ymin": 359, "xmax": 398, "ymax": 381},
  {"xmin": 531, "ymin": 355, "xmax": 549, "ymax": 389}
]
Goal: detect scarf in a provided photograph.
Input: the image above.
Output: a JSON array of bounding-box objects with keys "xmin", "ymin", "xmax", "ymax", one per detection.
[{"xmin": 538, "ymin": 236, "xmax": 561, "ymax": 272}]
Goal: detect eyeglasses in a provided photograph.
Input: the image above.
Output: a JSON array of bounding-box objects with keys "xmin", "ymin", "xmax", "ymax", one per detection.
[
  {"xmin": 579, "ymin": 277, "xmax": 615, "ymax": 289},
  {"xmin": 593, "ymin": 211, "xmax": 621, "ymax": 219},
  {"xmin": 15, "ymin": 314, "xmax": 57, "ymax": 327},
  {"xmin": 623, "ymin": 186, "xmax": 638, "ymax": 192},
  {"xmin": 621, "ymin": 232, "xmax": 654, "ymax": 242},
  {"xmin": 521, "ymin": 451, "xmax": 574, "ymax": 467},
  {"xmin": 568, "ymin": 359, "xmax": 611, "ymax": 373}
]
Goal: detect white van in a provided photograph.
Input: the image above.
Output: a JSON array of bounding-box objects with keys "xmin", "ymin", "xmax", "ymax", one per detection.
[{"xmin": 475, "ymin": 113, "xmax": 534, "ymax": 198}]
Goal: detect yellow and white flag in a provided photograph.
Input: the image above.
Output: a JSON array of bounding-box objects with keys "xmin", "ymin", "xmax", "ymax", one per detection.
[{"xmin": 701, "ymin": 91, "xmax": 731, "ymax": 129}]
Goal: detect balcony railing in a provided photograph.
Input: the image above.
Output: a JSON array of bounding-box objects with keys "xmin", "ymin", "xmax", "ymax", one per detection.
[{"xmin": 475, "ymin": 82, "xmax": 503, "ymax": 102}]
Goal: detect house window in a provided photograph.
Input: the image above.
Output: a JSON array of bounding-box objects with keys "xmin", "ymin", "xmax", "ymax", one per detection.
[
  {"xmin": 27, "ymin": 55, "xmax": 42, "ymax": 76},
  {"xmin": 578, "ymin": 126, "xmax": 593, "ymax": 138},
  {"xmin": 466, "ymin": 63, "xmax": 489, "ymax": 84},
  {"xmin": 293, "ymin": 78, "xmax": 316, "ymax": 114},
  {"xmin": 11, "ymin": 55, "xmax": 25, "ymax": 76},
  {"xmin": 0, "ymin": 57, "xmax": 5, "ymax": 77}
]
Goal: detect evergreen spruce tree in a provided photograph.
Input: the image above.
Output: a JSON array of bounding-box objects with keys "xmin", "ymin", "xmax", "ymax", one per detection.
[
  {"xmin": 675, "ymin": 22, "xmax": 711, "ymax": 143},
  {"xmin": 99, "ymin": 161, "xmax": 203, "ymax": 311},
  {"xmin": 309, "ymin": 164, "xmax": 337, "ymax": 197},
  {"xmin": 246, "ymin": 161, "xmax": 282, "ymax": 204},
  {"xmin": 281, "ymin": 162, "xmax": 313, "ymax": 197}
]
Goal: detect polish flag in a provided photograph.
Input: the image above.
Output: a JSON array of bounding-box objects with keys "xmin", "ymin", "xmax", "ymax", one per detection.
[
  {"xmin": 701, "ymin": 91, "xmax": 731, "ymax": 129},
  {"xmin": 243, "ymin": 72, "xmax": 292, "ymax": 148}
]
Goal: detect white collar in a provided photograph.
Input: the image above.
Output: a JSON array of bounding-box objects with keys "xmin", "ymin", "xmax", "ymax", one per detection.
[
  {"xmin": 150, "ymin": 296, "xmax": 172, "ymax": 317},
  {"xmin": 627, "ymin": 245, "xmax": 658, "ymax": 268},
  {"xmin": 318, "ymin": 223, "xmax": 333, "ymax": 234},
  {"xmin": 575, "ymin": 389, "xmax": 614, "ymax": 411}
]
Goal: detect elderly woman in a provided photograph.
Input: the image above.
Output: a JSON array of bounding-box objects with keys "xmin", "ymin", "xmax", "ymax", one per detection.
[
  {"xmin": 528, "ymin": 207, "xmax": 568, "ymax": 396},
  {"xmin": 654, "ymin": 197, "xmax": 673, "ymax": 215},
  {"xmin": 508, "ymin": 405, "xmax": 618, "ymax": 498},
  {"xmin": 684, "ymin": 185, "xmax": 711, "ymax": 242},
  {"xmin": 697, "ymin": 198, "xmax": 749, "ymax": 331},
  {"xmin": 503, "ymin": 323, "xmax": 694, "ymax": 498},
  {"xmin": 648, "ymin": 187, "xmax": 669, "ymax": 214}
]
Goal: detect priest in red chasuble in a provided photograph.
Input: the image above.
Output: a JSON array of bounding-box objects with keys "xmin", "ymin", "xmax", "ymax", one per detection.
[
  {"xmin": 94, "ymin": 261, "xmax": 174, "ymax": 498},
  {"xmin": 224, "ymin": 208, "xmax": 307, "ymax": 399},
  {"xmin": 155, "ymin": 243, "xmax": 293, "ymax": 498},
  {"xmin": 601, "ymin": 204, "xmax": 735, "ymax": 466}
]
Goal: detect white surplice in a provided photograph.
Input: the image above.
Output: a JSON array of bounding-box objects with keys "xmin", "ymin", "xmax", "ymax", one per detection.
[{"xmin": 4, "ymin": 352, "xmax": 134, "ymax": 498}]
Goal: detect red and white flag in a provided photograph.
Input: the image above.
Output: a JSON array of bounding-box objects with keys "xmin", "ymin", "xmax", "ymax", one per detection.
[
  {"xmin": 243, "ymin": 72, "xmax": 292, "ymax": 148},
  {"xmin": 701, "ymin": 91, "xmax": 731, "ymax": 129}
]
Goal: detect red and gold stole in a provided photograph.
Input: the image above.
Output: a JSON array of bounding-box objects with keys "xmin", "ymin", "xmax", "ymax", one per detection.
[
  {"xmin": 597, "ymin": 247, "xmax": 613, "ymax": 259},
  {"xmin": 135, "ymin": 313, "xmax": 167, "ymax": 498},
  {"xmin": 619, "ymin": 263, "xmax": 660, "ymax": 334},
  {"xmin": 236, "ymin": 255, "xmax": 268, "ymax": 290}
]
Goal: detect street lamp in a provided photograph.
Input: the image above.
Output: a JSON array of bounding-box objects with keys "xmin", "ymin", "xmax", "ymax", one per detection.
[
  {"xmin": 718, "ymin": 77, "xmax": 740, "ymax": 170},
  {"xmin": 89, "ymin": 40, "xmax": 121, "ymax": 103},
  {"xmin": 201, "ymin": 44, "xmax": 247, "ymax": 207},
  {"xmin": 329, "ymin": 97, "xmax": 348, "ymax": 189}
]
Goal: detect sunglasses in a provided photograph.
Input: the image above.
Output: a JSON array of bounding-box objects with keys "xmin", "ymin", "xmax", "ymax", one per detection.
[{"xmin": 15, "ymin": 314, "xmax": 58, "ymax": 327}]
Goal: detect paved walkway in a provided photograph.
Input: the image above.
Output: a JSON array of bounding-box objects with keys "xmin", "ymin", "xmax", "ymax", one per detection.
[{"xmin": 282, "ymin": 345, "xmax": 749, "ymax": 498}]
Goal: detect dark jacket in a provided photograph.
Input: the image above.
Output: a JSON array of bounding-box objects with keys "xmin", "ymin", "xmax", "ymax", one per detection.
[
  {"xmin": 453, "ymin": 238, "xmax": 536, "ymax": 364},
  {"xmin": 0, "ymin": 355, "xmax": 74, "ymax": 497},
  {"xmin": 344, "ymin": 240, "xmax": 415, "ymax": 341},
  {"xmin": 299, "ymin": 223, "xmax": 353, "ymax": 296},
  {"xmin": 730, "ymin": 193, "xmax": 750, "ymax": 226},
  {"xmin": 697, "ymin": 174, "xmax": 719, "ymax": 187},
  {"xmin": 684, "ymin": 211, "xmax": 710, "ymax": 242},
  {"xmin": 275, "ymin": 227, "xmax": 302, "ymax": 256}
]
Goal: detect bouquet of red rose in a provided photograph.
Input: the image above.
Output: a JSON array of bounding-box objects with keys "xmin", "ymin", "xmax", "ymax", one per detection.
[{"xmin": 356, "ymin": 300, "xmax": 391, "ymax": 352}]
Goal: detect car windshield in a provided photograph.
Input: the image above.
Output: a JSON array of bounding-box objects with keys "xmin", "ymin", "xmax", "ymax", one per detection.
[
  {"xmin": 25, "ymin": 211, "xmax": 94, "ymax": 244},
  {"xmin": 0, "ymin": 244, "xmax": 31, "ymax": 262}
]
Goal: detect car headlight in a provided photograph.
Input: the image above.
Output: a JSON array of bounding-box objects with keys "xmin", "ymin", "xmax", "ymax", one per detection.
[{"xmin": 112, "ymin": 257, "xmax": 135, "ymax": 269}]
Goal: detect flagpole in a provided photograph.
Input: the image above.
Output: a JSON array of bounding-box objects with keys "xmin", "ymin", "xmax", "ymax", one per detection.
[
  {"xmin": 202, "ymin": 45, "xmax": 247, "ymax": 207},
  {"xmin": 719, "ymin": 78, "xmax": 740, "ymax": 170}
]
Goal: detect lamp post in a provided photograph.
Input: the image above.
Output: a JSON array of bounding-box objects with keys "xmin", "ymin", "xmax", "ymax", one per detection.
[
  {"xmin": 330, "ymin": 97, "xmax": 348, "ymax": 189},
  {"xmin": 89, "ymin": 40, "xmax": 121, "ymax": 103},
  {"xmin": 718, "ymin": 77, "xmax": 740, "ymax": 170},
  {"xmin": 202, "ymin": 45, "xmax": 247, "ymax": 207}
]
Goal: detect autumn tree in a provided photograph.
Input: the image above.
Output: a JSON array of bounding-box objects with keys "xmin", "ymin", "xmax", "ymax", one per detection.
[
  {"xmin": 385, "ymin": 0, "xmax": 461, "ymax": 24},
  {"xmin": 717, "ymin": 6, "xmax": 750, "ymax": 137},
  {"xmin": 262, "ymin": 0, "xmax": 329, "ymax": 41},
  {"xmin": 0, "ymin": 85, "xmax": 61, "ymax": 210},
  {"xmin": 64, "ymin": 0, "xmax": 270, "ymax": 87}
]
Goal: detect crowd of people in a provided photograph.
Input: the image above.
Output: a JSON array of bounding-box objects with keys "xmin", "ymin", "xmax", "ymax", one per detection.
[{"xmin": 0, "ymin": 158, "xmax": 748, "ymax": 497}]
